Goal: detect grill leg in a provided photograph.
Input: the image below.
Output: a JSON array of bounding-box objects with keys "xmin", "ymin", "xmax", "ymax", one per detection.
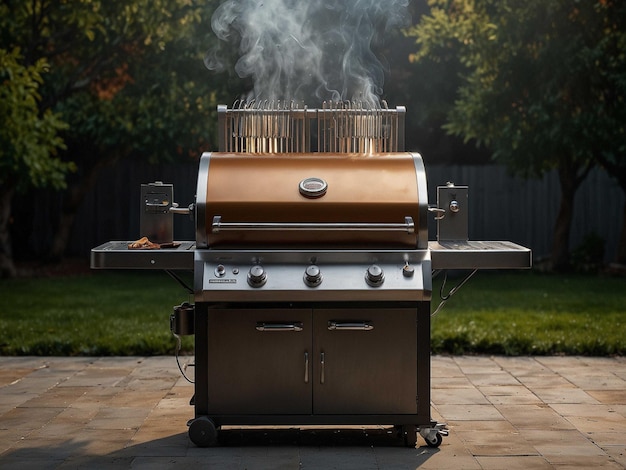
[
  {"xmin": 416, "ymin": 302, "xmax": 431, "ymax": 420},
  {"xmin": 401, "ymin": 424, "xmax": 417, "ymax": 448},
  {"xmin": 194, "ymin": 303, "xmax": 209, "ymax": 416}
]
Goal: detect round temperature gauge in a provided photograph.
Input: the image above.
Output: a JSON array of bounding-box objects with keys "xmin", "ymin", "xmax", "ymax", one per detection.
[{"xmin": 299, "ymin": 177, "xmax": 328, "ymax": 198}]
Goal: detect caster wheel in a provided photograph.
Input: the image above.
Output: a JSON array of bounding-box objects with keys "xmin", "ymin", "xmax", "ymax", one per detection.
[
  {"xmin": 189, "ymin": 416, "xmax": 217, "ymax": 447},
  {"xmin": 424, "ymin": 432, "xmax": 443, "ymax": 448}
]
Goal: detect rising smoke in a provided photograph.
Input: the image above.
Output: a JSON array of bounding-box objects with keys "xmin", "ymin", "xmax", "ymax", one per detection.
[{"xmin": 204, "ymin": 0, "xmax": 410, "ymax": 107}]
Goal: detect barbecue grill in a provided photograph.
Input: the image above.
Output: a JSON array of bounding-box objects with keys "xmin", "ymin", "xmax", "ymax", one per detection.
[{"xmin": 91, "ymin": 101, "xmax": 531, "ymax": 448}]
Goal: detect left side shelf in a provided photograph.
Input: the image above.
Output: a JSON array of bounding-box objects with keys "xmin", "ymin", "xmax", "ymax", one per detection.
[{"xmin": 90, "ymin": 241, "xmax": 195, "ymax": 270}]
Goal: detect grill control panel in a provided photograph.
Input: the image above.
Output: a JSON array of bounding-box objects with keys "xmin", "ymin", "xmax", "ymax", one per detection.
[{"xmin": 196, "ymin": 250, "xmax": 431, "ymax": 303}]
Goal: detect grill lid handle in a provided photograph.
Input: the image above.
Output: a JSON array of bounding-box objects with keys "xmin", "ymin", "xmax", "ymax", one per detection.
[{"xmin": 211, "ymin": 216, "xmax": 415, "ymax": 234}]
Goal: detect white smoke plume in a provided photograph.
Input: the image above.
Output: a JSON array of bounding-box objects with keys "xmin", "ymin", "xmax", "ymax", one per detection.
[{"xmin": 204, "ymin": 0, "xmax": 410, "ymax": 107}]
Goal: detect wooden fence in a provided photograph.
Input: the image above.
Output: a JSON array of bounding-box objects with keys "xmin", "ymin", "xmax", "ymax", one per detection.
[
  {"xmin": 18, "ymin": 159, "xmax": 625, "ymax": 264},
  {"xmin": 426, "ymin": 165, "xmax": 624, "ymax": 264}
]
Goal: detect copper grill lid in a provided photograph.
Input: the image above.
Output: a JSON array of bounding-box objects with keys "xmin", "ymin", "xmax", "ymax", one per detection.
[{"xmin": 198, "ymin": 152, "xmax": 427, "ymax": 249}]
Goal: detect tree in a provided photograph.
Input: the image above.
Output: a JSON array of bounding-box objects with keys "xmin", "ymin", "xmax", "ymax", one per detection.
[
  {"xmin": 1, "ymin": 0, "xmax": 237, "ymax": 268},
  {"xmin": 0, "ymin": 47, "xmax": 72, "ymax": 277},
  {"xmin": 406, "ymin": 0, "xmax": 626, "ymax": 270}
]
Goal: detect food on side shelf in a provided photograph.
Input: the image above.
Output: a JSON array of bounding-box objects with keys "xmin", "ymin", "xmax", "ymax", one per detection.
[{"xmin": 128, "ymin": 237, "xmax": 160, "ymax": 250}]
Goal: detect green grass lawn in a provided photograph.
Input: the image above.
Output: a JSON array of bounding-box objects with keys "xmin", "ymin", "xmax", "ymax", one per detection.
[
  {"xmin": 0, "ymin": 269, "xmax": 624, "ymax": 356},
  {"xmin": 430, "ymin": 271, "xmax": 626, "ymax": 355},
  {"xmin": 0, "ymin": 270, "xmax": 194, "ymax": 356}
]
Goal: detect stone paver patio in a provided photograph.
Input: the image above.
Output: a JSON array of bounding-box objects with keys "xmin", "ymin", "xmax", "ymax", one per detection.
[{"xmin": 1, "ymin": 355, "xmax": 625, "ymax": 469}]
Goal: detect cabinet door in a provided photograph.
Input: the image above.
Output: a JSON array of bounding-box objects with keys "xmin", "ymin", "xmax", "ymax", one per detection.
[
  {"xmin": 207, "ymin": 308, "xmax": 311, "ymax": 414},
  {"xmin": 313, "ymin": 308, "xmax": 418, "ymax": 415}
]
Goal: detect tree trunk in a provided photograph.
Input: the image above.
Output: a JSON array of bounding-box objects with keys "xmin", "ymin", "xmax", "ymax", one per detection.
[
  {"xmin": 0, "ymin": 182, "xmax": 17, "ymax": 278},
  {"xmin": 551, "ymin": 169, "xmax": 575, "ymax": 271},
  {"xmin": 551, "ymin": 161, "xmax": 592, "ymax": 272}
]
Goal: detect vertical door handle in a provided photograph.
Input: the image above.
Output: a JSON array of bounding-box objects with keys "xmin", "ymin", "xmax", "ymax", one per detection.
[
  {"xmin": 304, "ymin": 351, "xmax": 309, "ymax": 383},
  {"xmin": 320, "ymin": 351, "xmax": 325, "ymax": 384}
]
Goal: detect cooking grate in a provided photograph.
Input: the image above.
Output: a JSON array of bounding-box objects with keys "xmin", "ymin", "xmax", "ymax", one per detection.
[
  {"xmin": 317, "ymin": 101, "xmax": 403, "ymax": 154},
  {"xmin": 218, "ymin": 100, "xmax": 311, "ymax": 154},
  {"xmin": 218, "ymin": 100, "xmax": 404, "ymax": 154}
]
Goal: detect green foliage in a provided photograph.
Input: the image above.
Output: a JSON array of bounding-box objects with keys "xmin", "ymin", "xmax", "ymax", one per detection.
[
  {"xmin": 0, "ymin": 47, "xmax": 72, "ymax": 190},
  {"xmin": 1, "ymin": 0, "xmax": 235, "ymax": 171},
  {"xmin": 0, "ymin": 0, "xmax": 243, "ymax": 265},
  {"xmin": 406, "ymin": 0, "xmax": 626, "ymax": 177}
]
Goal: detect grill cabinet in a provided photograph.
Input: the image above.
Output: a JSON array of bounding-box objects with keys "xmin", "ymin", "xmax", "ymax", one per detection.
[{"xmin": 91, "ymin": 103, "xmax": 531, "ymax": 448}]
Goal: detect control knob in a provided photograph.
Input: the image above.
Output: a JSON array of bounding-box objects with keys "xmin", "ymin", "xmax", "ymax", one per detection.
[
  {"xmin": 303, "ymin": 265, "xmax": 323, "ymax": 287},
  {"xmin": 365, "ymin": 264, "xmax": 385, "ymax": 287},
  {"xmin": 402, "ymin": 264, "xmax": 415, "ymax": 278},
  {"xmin": 247, "ymin": 265, "xmax": 267, "ymax": 287},
  {"xmin": 214, "ymin": 264, "xmax": 226, "ymax": 277}
]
